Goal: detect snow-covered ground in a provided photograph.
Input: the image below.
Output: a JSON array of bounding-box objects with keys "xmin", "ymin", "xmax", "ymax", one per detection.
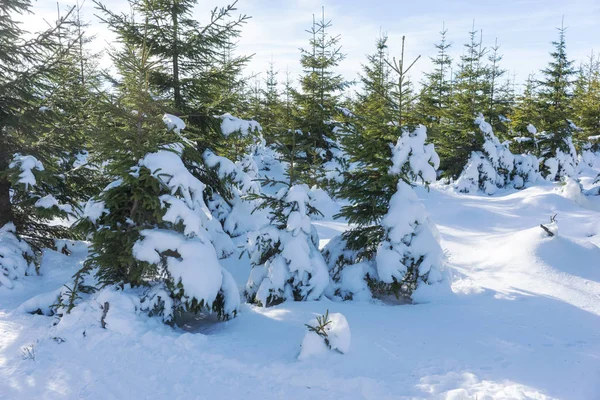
[{"xmin": 1, "ymin": 174, "xmax": 600, "ymax": 399}]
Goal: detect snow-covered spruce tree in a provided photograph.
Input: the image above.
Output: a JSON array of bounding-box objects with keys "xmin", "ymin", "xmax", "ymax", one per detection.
[
  {"xmin": 244, "ymin": 183, "xmax": 329, "ymax": 307},
  {"xmin": 535, "ymin": 22, "xmax": 578, "ymax": 181},
  {"xmin": 331, "ymin": 37, "xmax": 443, "ymax": 301},
  {"xmin": 455, "ymin": 114, "xmax": 540, "ymax": 194},
  {"xmin": 74, "ymin": 37, "xmax": 238, "ymax": 322},
  {"xmin": 203, "ymin": 141, "xmax": 264, "ymax": 237},
  {"xmin": 329, "ymin": 122, "xmax": 445, "ymax": 299},
  {"xmin": 336, "ymin": 34, "xmax": 429, "ymax": 250},
  {"xmin": 455, "ymin": 114, "xmax": 515, "ymax": 194}
]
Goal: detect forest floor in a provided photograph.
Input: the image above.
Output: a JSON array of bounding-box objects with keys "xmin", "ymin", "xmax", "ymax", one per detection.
[{"xmin": 1, "ymin": 170, "xmax": 600, "ymax": 399}]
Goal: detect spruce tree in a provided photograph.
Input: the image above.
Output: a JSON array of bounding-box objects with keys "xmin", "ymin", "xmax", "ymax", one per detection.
[
  {"xmin": 41, "ymin": 3, "xmax": 105, "ymax": 208},
  {"xmin": 293, "ymin": 8, "xmax": 348, "ymax": 186},
  {"xmin": 510, "ymin": 74, "xmax": 541, "ymax": 154},
  {"xmin": 95, "ymin": 0, "xmax": 251, "ymax": 146},
  {"xmin": 245, "ymin": 184, "xmax": 329, "ymax": 307},
  {"xmin": 260, "ymin": 61, "xmax": 283, "ymax": 143},
  {"xmin": 486, "ymin": 39, "xmax": 512, "ymax": 137},
  {"xmin": 76, "ymin": 28, "xmax": 238, "ymax": 321},
  {"xmin": 276, "ymin": 71, "xmax": 305, "ymax": 187},
  {"xmin": 336, "ymin": 35, "xmax": 397, "ymax": 258},
  {"xmin": 536, "ymin": 21, "xmax": 578, "ymax": 179},
  {"xmin": 417, "ymin": 25, "xmax": 453, "ymax": 142},
  {"xmin": 438, "ymin": 25, "xmax": 489, "ymax": 178},
  {"xmin": 572, "ymin": 52, "xmax": 600, "ymax": 149},
  {"xmin": 0, "ymin": 1, "xmax": 84, "ymax": 257}
]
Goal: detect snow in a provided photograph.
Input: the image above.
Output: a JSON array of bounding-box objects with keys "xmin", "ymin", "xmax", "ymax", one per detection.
[
  {"xmin": 34, "ymin": 195, "xmax": 73, "ymax": 214},
  {"xmin": 297, "ymin": 328, "xmax": 330, "ymax": 360},
  {"xmin": 140, "ymin": 147, "xmax": 234, "ymax": 258},
  {"xmin": 133, "ymin": 229, "xmax": 225, "ymax": 314},
  {"xmin": 162, "ymin": 113, "xmax": 186, "ymax": 134},
  {"xmin": 218, "ymin": 113, "xmax": 262, "ymax": 137},
  {"xmin": 82, "ymin": 179, "xmax": 122, "ymax": 224},
  {"xmin": 2, "ymin": 149, "xmax": 600, "ymax": 399},
  {"xmin": 389, "ymin": 124, "xmax": 439, "ymax": 184},
  {"xmin": 9, "ymin": 154, "xmax": 44, "ymax": 189}
]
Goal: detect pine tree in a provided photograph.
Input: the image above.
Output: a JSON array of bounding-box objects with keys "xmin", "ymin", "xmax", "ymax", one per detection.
[
  {"xmin": 326, "ymin": 124, "xmax": 444, "ymax": 300},
  {"xmin": 245, "ymin": 184, "xmax": 329, "ymax": 307},
  {"xmin": 572, "ymin": 52, "xmax": 600, "ymax": 150},
  {"xmin": 0, "ymin": 1, "xmax": 84, "ymax": 257},
  {"xmin": 95, "ymin": 0, "xmax": 251, "ymax": 147},
  {"xmin": 75, "ymin": 27, "xmax": 238, "ymax": 321},
  {"xmin": 386, "ymin": 35, "xmax": 421, "ymax": 128},
  {"xmin": 260, "ymin": 61, "xmax": 283, "ymax": 142},
  {"xmin": 336, "ymin": 35, "xmax": 397, "ymax": 258},
  {"xmin": 293, "ymin": 8, "xmax": 349, "ymax": 186},
  {"xmin": 486, "ymin": 39, "xmax": 512, "ymax": 137},
  {"xmin": 438, "ymin": 24, "xmax": 489, "ymax": 178},
  {"xmin": 510, "ymin": 74, "xmax": 541, "ymax": 154},
  {"xmin": 536, "ymin": 20, "xmax": 578, "ymax": 179},
  {"xmin": 417, "ymin": 25, "xmax": 453, "ymax": 142}
]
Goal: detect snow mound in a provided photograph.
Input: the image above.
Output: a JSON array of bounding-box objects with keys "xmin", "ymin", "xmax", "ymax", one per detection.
[
  {"xmin": 298, "ymin": 312, "xmax": 351, "ymax": 360},
  {"xmin": 55, "ymin": 286, "xmax": 167, "ymax": 338},
  {"xmin": 559, "ymin": 177, "xmax": 599, "ymax": 211},
  {"xmin": 534, "ymin": 231, "xmax": 600, "ymax": 281},
  {"xmin": 18, "ymin": 288, "xmax": 63, "ymax": 315}
]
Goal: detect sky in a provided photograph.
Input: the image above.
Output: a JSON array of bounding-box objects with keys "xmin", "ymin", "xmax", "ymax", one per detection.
[{"xmin": 18, "ymin": 0, "xmax": 600, "ymax": 94}]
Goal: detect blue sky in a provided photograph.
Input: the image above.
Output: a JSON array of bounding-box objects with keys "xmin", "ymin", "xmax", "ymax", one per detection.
[{"xmin": 21, "ymin": 0, "xmax": 600, "ymax": 92}]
